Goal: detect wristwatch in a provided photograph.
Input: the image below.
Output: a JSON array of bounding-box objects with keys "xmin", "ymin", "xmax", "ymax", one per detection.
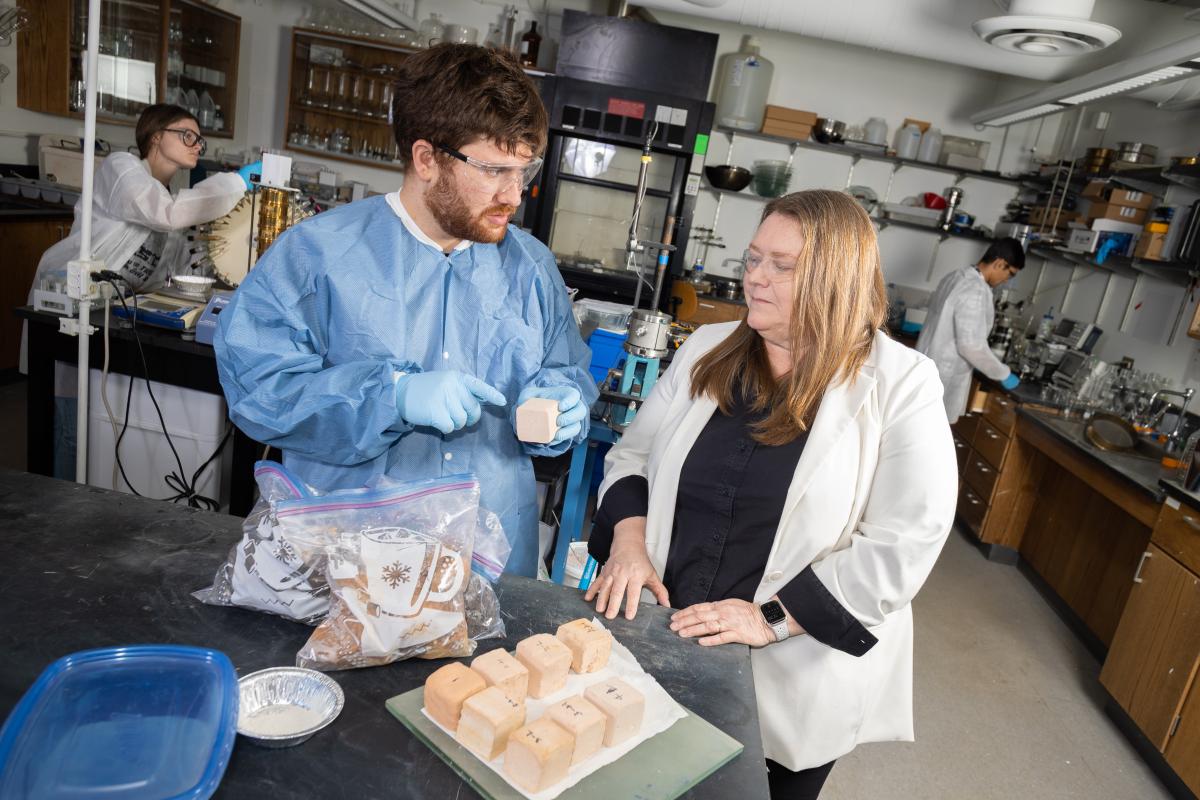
[{"xmin": 759, "ymin": 600, "xmax": 790, "ymax": 643}]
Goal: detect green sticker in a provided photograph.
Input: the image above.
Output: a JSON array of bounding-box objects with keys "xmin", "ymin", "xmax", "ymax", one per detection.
[{"xmin": 693, "ymin": 133, "xmax": 710, "ymax": 156}]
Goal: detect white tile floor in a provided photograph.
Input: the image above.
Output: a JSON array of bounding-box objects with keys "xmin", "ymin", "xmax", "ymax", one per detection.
[{"xmin": 823, "ymin": 528, "xmax": 1171, "ymax": 800}]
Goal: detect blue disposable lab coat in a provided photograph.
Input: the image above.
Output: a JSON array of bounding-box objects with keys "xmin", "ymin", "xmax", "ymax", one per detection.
[{"xmin": 214, "ymin": 195, "xmax": 596, "ymax": 577}]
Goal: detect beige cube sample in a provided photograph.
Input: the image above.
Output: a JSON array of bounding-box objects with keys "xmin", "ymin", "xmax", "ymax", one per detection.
[
  {"xmin": 545, "ymin": 694, "xmax": 606, "ymax": 765},
  {"xmin": 584, "ymin": 677, "xmax": 645, "ymax": 747},
  {"xmin": 516, "ymin": 397, "xmax": 559, "ymax": 444},
  {"xmin": 455, "ymin": 686, "xmax": 526, "ymax": 761},
  {"xmin": 555, "ymin": 618, "xmax": 612, "ymax": 673},
  {"xmin": 424, "ymin": 662, "xmax": 487, "ymax": 732},
  {"xmin": 515, "ymin": 634, "xmax": 573, "ymax": 698},
  {"xmin": 503, "ymin": 717, "xmax": 574, "ymax": 793},
  {"xmin": 470, "ymin": 648, "xmax": 530, "ymax": 703}
]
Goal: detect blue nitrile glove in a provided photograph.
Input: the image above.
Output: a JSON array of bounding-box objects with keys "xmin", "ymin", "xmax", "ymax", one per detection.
[
  {"xmin": 395, "ymin": 371, "xmax": 506, "ymax": 435},
  {"xmin": 518, "ymin": 385, "xmax": 588, "ymax": 445},
  {"xmin": 237, "ymin": 160, "xmax": 263, "ymax": 190},
  {"xmin": 1001, "ymin": 373, "xmax": 1020, "ymax": 390}
]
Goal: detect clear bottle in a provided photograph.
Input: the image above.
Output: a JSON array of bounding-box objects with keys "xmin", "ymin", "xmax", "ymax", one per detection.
[
  {"xmin": 198, "ymin": 90, "xmax": 216, "ymax": 130},
  {"xmin": 519, "ymin": 21, "xmax": 541, "ymax": 68},
  {"xmin": 894, "ymin": 122, "xmax": 922, "ymax": 160},
  {"xmin": 1037, "ymin": 307, "xmax": 1055, "ymax": 340},
  {"xmin": 864, "ymin": 117, "xmax": 888, "ymax": 146},
  {"xmin": 917, "ymin": 126, "xmax": 943, "ymax": 163},
  {"xmin": 713, "ymin": 35, "xmax": 774, "ymax": 131}
]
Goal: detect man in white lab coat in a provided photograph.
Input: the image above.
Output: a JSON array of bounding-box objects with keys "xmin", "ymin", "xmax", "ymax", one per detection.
[{"xmin": 917, "ymin": 238, "xmax": 1025, "ymax": 423}]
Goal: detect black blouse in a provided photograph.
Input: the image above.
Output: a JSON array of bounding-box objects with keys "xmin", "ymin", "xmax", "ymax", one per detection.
[{"xmin": 589, "ymin": 391, "xmax": 877, "ymax": 657}]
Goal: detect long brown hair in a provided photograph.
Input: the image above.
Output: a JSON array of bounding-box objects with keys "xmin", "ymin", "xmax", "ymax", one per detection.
[{"xmin": 689, "ymin": 190, "xmax": 887, "ymax": 444}]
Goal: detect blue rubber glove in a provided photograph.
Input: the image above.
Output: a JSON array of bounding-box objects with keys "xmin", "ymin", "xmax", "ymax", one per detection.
[
  {"xmin": 1001, "ymin": 373, "xmax": 1020, "ymax": 390},
  {"xmin": 237, "ymin": 160, "xmax": 263, "ymax": 190},
  {"xmin": 518, "ymin": 385, "xmax": 588, "ymax": 445},
  {"xmin": 395, "ymin": 371, "xmax": 506, "ymax": 435}
]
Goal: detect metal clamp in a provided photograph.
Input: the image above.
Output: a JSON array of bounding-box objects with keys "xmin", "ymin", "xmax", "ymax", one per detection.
[{"xmin": 1133, "ymin": 550, "xmax": 1152, "ymax": 584}]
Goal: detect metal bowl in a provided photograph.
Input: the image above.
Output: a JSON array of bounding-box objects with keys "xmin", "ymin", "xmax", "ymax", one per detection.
[
  {"xmin": 237, "ymin": 667, "xmax": 344, "ymax": 748},
  {"xmin": 704, "ymin": 164, "xmax": 753, "ymax": 192},
  {"xmin": 169, "ymin": 275, "xmax": 217, "ymax": 299},
  {"xmin": 813, "ymin": 118, "xmax": 846, "ymax": 144}
]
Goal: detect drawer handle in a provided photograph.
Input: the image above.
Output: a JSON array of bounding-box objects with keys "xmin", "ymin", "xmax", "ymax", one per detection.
[
  {"xmin": 986, "ymin": 431, "xmax": 999, "ymax": 440},
  {"xmin": 1182, "ymin": 514, "xmax": 1200, "ymax": 532},
  {"xmin": 968, "ymin": 496, "xmax": 980, "ymax": 505},
  {"xmin": 977, "ymin": 462, "xmax": 990, "ymax": 473},
  {"xmin": 996, "ymin": 398, "xmax": 1010, "ymax": 407},
  {"xmin": 1133, "ymin": 551, "xmax": 1152, "ymax": 584}
]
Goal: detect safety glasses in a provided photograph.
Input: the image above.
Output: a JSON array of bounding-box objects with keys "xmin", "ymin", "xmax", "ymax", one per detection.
[
  {"xmin": 438, "ymin": 144, "xmax": 543, "ymax": 193},
  {"xmin": 742, "ymin": 249, "xmax": 798, "ymax": 282},
  {"xmin": 163, "ymin": 127, "xmax": 207, "ymax": 155}
]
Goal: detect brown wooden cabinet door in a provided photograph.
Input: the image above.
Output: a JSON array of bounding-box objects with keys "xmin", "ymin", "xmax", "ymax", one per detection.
[
  {"xmin": 1100, "ymin": 544, "xmax": 1200, "ymax": 751},
  {"xmin": 1165, "ymin": 675, "xmax": 1200, "ymax": 797},
  {"xmin": 1, "ymin": 219, "xmax": 72, "ymax": 370}
]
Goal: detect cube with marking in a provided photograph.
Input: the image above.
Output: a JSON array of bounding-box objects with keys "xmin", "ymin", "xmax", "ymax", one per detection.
[
  {"xmin": 516, "ymin": 397, "xmax": 560, "ymax": 444},
  {"xmin": 555, "ymin": 618, "xmax": 612, "ymax": 673},
  {"xmin": 545, "ymin": 694, "xmax": 606, "ymax": 765},
  {"xmin": 455, "ymin": 686, "xmax": 526, "ymax": 761},
  {"xmin": 503, "ymin": 717, "xmax": 574, "ymax": 792},
  {"xmin": 584, "ymin": 677, "xmax": 645, "ymax": 747},
  {"xmin": 470, "ymin": 648, "xmax": 530, "ymax": 703},
  {"xmin": 424, "ymin": 662, "xmax": 487, "ymax": 732},
  {"xmin": 515, "ymin": 633, "xmax": 572, "ymax": 698}
]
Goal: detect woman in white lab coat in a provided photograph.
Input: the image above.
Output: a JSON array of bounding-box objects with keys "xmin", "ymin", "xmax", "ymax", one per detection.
[
  {"xmin": 24, "ymin": 103, "xmax": 255, "ymax": 477},
  {"xmin": 584, "ymin": 191, "xmax": 958, "ymax": 799}
]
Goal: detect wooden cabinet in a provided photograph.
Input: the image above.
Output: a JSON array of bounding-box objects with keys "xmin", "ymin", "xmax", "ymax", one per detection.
[
  {"xmin": 1, "ymin": 217, "xmax": 72, "ymax": 370},
  {"xmin": 17, "ymin": 0, "xmax": 240, "ymax": 137},
  {"xmin": 1101, "ymin": 503, "xmax": 1200, "ymax": 796}
]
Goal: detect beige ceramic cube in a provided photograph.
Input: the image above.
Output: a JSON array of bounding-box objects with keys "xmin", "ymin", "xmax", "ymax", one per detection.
[
  {"xmin": 455, "ymin": 686, "xmax": 526, "ymax": 761},
  {"xmin": 545, "ymin": 694, "xmax": 606, "ymax": 765},
  {"xmin": 424, "ymin": 662, "xmax": 487, "ymax": 732},
  {"xmin": 516, "ymin": 397, "xmax": 560, "ymax": 444},
  {"xmin": 555, "ymin": 618, "xmax": 612, "ymax": 673},
  {"xmin": 515, "ymin": 634, "xmax": 573, "ymax": 699},
  {"xmin": 503, "ymin": 717, "xmax": 574, "ymax": 793},
  {"xmin": 584, "ymin": 677, "xmax": 645, "ymax": 747},
  {"xmin": 470, "ymin": 648, "xmax": 530, "ymax": 703}
]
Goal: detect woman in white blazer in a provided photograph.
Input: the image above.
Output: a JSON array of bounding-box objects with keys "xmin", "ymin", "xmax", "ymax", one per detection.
[{"xmin": 584, "ymin": 190, "xmax": 958, "ymax": 799}]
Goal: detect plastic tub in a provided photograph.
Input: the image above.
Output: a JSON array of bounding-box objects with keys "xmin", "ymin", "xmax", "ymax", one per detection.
[
  {"xmin": 0, "ymin": 645, "xmax": 239, "ymax": 800},
  {"xmin": 588, "ymin": 328, "xmax": 628, "ymax": 384}
]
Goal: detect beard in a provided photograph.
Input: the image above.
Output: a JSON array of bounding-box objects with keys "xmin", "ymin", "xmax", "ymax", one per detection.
[{"xmin": 426, "ymin": 168, "xmax": 517, "ymax": 244}]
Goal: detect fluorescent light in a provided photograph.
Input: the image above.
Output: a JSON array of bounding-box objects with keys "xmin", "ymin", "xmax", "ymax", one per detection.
[
  {"xmin": 338, "ymin": 0, "xmax": 415, "ymax": 29},
  {"xmin": 972, "ymin": 34, "xmax": 1200, "ymax": 126},
  {"xmin": 985, "ymin": 103, "xmax": 1072, "ymax": 126}
]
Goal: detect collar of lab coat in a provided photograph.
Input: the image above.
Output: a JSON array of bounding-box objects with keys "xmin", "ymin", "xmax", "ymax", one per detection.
[{"xmin": 385, "ymin": 191, "xmax": 473, "ymax": 254}]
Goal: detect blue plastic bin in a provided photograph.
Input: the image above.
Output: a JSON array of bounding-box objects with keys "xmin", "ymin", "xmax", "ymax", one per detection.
[
  {"xmin": 588, "ymin": 329, "xmax": 628, "ymax": 385},
  {"xmin": 0, "ymin": 645, "xmax": 239, "ymax": 800}
]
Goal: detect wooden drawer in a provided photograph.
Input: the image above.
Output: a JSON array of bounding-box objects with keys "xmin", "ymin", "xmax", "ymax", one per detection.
[
  {"xmin": 973, "ymin": 418, "xmax": 1010, "ymax": 470},
  {"xmin": 955, "ymin": 438, "xmax": 974, "ymax": 474},
  {"xmin": 959, "ymin": 482, "xmax": 987, "ymax": 535},
  {"xmin": 1154, "ymin": 500, "xmax": 1200, "ymax": 576},
  {"xmin": 964, "ymin": 450, "xmax": 1000, "ymax": 503},
  {"xmin": 951, "ymin": 413, "xmax": 981, "ymax": 445},
  {"xmin": 983, "ymin": 391, "xmax": 1018, "ymax": 435}
]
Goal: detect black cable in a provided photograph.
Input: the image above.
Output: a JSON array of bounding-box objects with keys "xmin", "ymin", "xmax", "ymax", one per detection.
[{"xmin": 100, "ymin": 276, "xmax": 225, "ymax": 510}]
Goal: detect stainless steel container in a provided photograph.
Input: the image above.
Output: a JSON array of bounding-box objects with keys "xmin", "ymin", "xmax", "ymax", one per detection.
[
  {"xmin": 625, "ymin": 308, "xmax": 672, "ymax": 358},
  {"xmin": 1116, "ymin": 142, "xmax": 1158, "ymax": 164},
  {"xmin": 237, "ymin": 667, "xmax": 344, "ymax": 748}
]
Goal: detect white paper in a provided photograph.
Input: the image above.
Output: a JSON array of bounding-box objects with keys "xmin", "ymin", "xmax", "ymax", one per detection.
[{"xmin": 421, "ymin": 618, "xmax": 688, "ymax": 800}]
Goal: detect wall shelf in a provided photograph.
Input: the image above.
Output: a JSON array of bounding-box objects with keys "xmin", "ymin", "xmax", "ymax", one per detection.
[{"xmin": 1029, "ymin": 243, "xmax": 1196, "ymax": 288}]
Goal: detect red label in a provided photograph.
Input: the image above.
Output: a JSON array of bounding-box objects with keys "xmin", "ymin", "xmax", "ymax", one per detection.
[{"xmin": 607, "ymin": 98, "xmax": 645, "ymax": 119}]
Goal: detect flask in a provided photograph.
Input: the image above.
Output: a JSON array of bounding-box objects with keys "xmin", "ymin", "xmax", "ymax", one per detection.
[
  {"xmin": 713, "ymin": 35, "xmax": 775, "ymax": 131},
  {"xmin": 519, "ymin": 21, "xmax": 541, "ymax": 67}
]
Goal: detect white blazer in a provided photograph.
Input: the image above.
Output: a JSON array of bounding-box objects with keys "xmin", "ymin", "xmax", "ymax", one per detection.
[{"xmin": 600, "ymin": 321, "xmax": 958, "ymax": 771}]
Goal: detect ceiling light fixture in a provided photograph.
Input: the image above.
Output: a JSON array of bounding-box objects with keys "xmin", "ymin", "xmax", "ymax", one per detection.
[{"xmin": 971, "ymin": 34, "xmax": 1200, "ymax": 126}]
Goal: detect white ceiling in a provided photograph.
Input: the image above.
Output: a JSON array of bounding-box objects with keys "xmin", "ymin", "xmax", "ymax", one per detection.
[{"xmin": 633, "ymin": 0, "xmax": 1200, "ymax": 82}]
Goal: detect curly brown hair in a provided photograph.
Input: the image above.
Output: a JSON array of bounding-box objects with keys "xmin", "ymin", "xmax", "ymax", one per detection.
[{"xmin": 390, "ymin": 44, "xmax": 548, "ymax": 168}]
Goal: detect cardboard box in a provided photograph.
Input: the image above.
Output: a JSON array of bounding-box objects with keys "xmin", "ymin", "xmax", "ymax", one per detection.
[
  {"xmin": 1134, "ymin": 231, "xmax": 1167, "ymax": 260},
  {"xmin": 762, "ymin": 105, "xmax": 817, "ymax": 126},
  {"xmin": 1081, "ymin": 180, "xmax": 1154, "ymax": 210},
  {"xmin": 902, "ymin": 117, "xmax": 931, "ymax": 134},
  {"xmin": 760, "ymin": 120, "xmax": 813, "ymax": 141},
  {"xmin": 1028, "ymin": 206, "xmax": 1075, "ymax": 227},
  {"xmin": 1087, "ymin": 201, "xmax": 1148, "ymax": 226}
]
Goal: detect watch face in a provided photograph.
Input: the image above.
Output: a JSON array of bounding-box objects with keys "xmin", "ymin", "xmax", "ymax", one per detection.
[{"xmin": 761, "ymin": 601, "xmax": 786, "ymax": 625}]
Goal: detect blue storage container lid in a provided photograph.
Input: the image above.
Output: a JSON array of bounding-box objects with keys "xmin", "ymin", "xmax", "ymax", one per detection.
[{"xmin": 0, "ymin": 645, "xmax": 239, "ymax": 800}]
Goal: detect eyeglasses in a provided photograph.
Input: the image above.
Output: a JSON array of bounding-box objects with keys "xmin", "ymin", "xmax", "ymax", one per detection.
[
  {"xmin": 742, "ymin": 249, "xmax": 797, "ymax": 282},
  {"xmin": 438, "ymin": 144, "xmax": 543, "ymax": 193},
  {"xmin": 163, "ymin": 128, "xmax": 207, "ymax": 155}
]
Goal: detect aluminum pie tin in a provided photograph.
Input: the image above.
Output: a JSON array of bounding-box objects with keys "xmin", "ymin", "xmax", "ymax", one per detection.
[{"xmin": 236, "ymin": 667, "xmax": 344, "ymax": 748}]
